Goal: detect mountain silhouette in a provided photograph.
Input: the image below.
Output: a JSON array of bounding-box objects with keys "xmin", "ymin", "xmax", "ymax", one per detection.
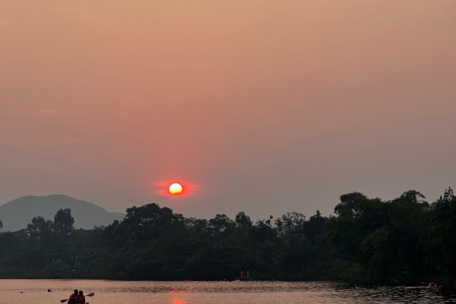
[{"xmin": 0, "ymin": 195, "xmax": 124, "ymax": 231}]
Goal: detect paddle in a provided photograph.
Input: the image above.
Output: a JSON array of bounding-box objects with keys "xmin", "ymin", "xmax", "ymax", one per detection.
[{"xmin": 60, "ymin": 292, "xmax": 95, "ymax": 303}]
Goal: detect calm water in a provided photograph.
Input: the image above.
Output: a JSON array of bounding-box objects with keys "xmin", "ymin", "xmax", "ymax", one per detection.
[{"xmin": 1, "ymin": 280, "xmax": 455, "ymax": 304}]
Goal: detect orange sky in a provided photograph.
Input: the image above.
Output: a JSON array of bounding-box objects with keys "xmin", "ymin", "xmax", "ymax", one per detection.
[{"xmin": 1, "ymin": 0, "xmax": 455, "ymax": 219}]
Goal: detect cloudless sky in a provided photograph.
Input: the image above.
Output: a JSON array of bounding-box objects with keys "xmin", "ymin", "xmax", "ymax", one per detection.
[{"xmin": 1, "ymin": 0, "xmax": 455, "ymax": 220}]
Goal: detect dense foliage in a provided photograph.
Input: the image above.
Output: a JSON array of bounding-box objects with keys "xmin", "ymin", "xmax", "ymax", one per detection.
[{"xmin": 0, "ymin": 188, "xmax": 455, "ymax": 287}]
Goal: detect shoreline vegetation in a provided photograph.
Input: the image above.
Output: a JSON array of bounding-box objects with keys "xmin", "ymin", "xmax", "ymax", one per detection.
[{"xmin": 0, "ymin": 188, "xmax": 455, "ymax": 290}]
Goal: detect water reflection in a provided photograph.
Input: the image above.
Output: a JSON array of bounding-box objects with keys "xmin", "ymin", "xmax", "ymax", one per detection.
[
  {"xmin": 172, "ymin": 297, "xmax": 187, "ymax": 304},
  {"xmin": 1, "ymin": 280, "xmax": 455, "ymax": 304}
]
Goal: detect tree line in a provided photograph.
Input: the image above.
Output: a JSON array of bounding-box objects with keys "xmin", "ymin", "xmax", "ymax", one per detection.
[{"xmin": 0, "ymin": 188, "xmax": 454, "ymax": 288}]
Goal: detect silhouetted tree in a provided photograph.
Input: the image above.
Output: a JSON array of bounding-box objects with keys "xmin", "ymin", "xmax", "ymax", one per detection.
[
  {"xmin": 27, "ymin": 216, "xmax": 54, "ymax": 240},
  {"xmin": 105, "ymin": 203, "xmax": 184, "ymax": 248},
  {"xmin": 235, "ymin": 212, "xmax": 252, "ymax": 226},
  {"xmin": 54, "ymin": 209, "xmax": 74, "ymax": 235},
  {"xmin": 26, "ymin": 216, "xmax": 54, "ymax": 250},
  {"xmin": 208, "ymin": 214, "xmax": 236, "ymax": 236},
  {"xmin": 279, "ymin": 212, "xmax": 306, "ymax": 235},
  {"xmin": 334, "ymin": 192, "xmax": 367, "ymax": 217},
  {"xmin": 2, "ymin": 188, "xmax": 456, "ymax": 287},
  {"xmin": 303, "ymin": 210, "xmax": 326, "ymax": 244},
  {"xmin": 427, "ymin": 187, "xmax": 456, "ymax": 285}
]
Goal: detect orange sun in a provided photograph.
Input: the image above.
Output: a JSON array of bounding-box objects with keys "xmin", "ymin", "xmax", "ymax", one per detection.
[{"xmin": 169, "ymin": 183, "xmax": 183, "ymax": 195}]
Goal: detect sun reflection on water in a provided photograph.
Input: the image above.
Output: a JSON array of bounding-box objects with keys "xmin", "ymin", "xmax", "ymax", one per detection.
[{"xmin": 172, "ymin": 297, "xmax": 187, "ymax": 304}]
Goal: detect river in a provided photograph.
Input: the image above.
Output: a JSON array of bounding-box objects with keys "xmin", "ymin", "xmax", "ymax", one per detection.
[{"xmin": 1, "ymin": 280, "xmax": 455, "ymax": 304}]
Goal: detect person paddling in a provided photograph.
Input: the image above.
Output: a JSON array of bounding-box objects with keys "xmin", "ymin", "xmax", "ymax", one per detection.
[
  {"xmin": 60, "ymin": 291, "xmax": 94, "ymax": 303},
  {"xmin": 68, "ymin": 290, "xmax": 78, "ymax": 304},
  {"xmin": 77, "ymin": 290, "xmax": 86, "ymax": 304}
]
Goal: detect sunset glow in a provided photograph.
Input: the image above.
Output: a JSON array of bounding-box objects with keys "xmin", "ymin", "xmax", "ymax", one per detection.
[
  {"xmin": 0, "ymin": 0, "xmax": 454, "ymax": 220},
  {"xmin": 154, "ymin": 180, "xmax": 198, "ymax": 198},
  {"xmin": 169, "ymin": 183, "xmax": 183, "ymax": 195}
]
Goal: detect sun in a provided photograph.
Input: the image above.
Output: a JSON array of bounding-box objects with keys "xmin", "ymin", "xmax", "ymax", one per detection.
[{"xmin": 169, "ymin": 183, "xmax": 183, "ymax": 195}]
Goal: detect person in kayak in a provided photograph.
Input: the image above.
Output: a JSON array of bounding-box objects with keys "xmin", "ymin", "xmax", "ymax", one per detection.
[
  {"xmin": 69, "ymin": 290, "xmax": 78, "ymax": 304},
  {"xmin": 77, "ymin": 290, "xmax": 86, "ymax": 304}
]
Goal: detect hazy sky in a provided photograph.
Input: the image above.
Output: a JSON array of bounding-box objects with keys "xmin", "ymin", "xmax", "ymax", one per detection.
[{"xmin": 1, "ymin": 0, "xmax": 455, "ymax": 220}]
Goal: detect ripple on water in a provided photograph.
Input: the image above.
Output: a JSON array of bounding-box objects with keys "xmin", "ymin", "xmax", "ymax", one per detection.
[{"xmin": 1, "ymin": 280, "xmax": 455, "ymax": 304}]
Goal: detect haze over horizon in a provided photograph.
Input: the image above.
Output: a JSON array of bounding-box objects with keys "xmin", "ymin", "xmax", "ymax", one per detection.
[{"xmin": 1, "ymin": 1, "xmax": 455, "ymax": 220}]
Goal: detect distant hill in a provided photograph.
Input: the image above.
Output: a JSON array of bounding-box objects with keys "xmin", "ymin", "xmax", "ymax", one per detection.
[{"xmin": 0, "ymin": 195, "xmax": 125, "ymax": 231}]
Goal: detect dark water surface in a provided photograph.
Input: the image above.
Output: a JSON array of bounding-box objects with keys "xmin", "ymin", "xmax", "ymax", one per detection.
[{"xmin": 1, "ymin": 280, "xmax": 455, "ymax": 304}]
